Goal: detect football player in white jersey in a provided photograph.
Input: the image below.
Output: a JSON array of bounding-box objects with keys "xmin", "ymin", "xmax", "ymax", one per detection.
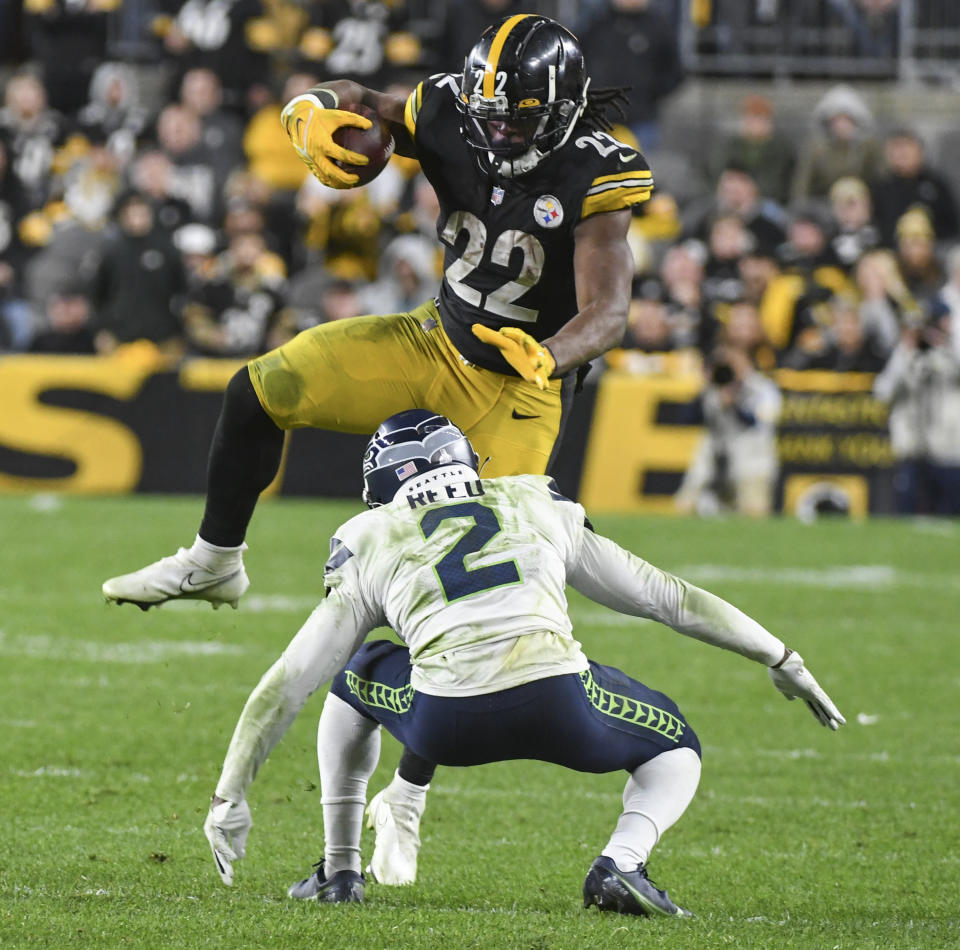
[{"xmin": 204, "ymin": 410, "xmax": 844, "ymax": 917}]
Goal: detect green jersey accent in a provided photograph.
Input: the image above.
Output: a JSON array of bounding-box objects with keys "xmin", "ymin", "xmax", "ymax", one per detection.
[
  {"xmin": 344, "ymin": 669, "xmax": 414, "ymax": 715},
  {"xmin": 579, "ymin": 668, "xmax": 686, "ymax": 743}
]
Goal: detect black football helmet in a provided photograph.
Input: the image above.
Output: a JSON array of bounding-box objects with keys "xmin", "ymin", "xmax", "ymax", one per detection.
[
  {"xmin": 457, "ymin": 14, "xmax": 588, "ymax": 178},
  {"xmin": 362, "ymin": 409, "xmax": 479, "ymax": 508}
]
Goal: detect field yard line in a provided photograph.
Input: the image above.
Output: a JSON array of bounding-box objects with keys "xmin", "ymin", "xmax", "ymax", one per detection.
[
  {"xmin": 11, "ymin": 766, "xmax": 87, "ymax": 778},
  {"xmin": 0, "ymin": 589, "xmax": 653, "ymax": 627},
  {"xmin": 673, "ymin": 563, "xmax": 948, "ymax": 590},
  {"xmin": 910, "ymin": 518, "xmax": 958, "ymax": 537},
  {"xmin": 0, "ymin": 630, "xmax": 246, "ymax": 664},
  {"xmin": 0, "ymin": 589, "xmax": 322, "ymax": 612},
  {"xmin": 163, "ymin": 594, "xmax": 320, "ymax": 613},
  {"xmin": 706, "ymin": 745, "xmax": 960, "ymax": 766},
  {"xmin": 713, "ymin": 792, "xmax": 870, "ymax": 809}
]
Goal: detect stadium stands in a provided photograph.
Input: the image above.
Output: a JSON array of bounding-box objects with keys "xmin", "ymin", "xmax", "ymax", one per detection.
[{"xmin": 1, "ymin": 0, "xmax": 958, "ymax": 515}]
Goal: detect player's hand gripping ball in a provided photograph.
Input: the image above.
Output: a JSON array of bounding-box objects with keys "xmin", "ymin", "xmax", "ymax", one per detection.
[{"xmin": 332, "ymin": 103, "xmax": 395, "ymax": 186}]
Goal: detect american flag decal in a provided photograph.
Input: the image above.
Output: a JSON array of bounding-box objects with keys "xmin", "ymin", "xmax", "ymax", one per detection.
[{"xmin": 395, "ymin": 462, "xmax": 418, "ymax": 480}]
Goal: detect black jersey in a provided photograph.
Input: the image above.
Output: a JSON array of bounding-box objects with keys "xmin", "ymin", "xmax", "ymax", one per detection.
[{"xmin": 403, "ymin": 73, "xmax": 653, "ymax": 374}]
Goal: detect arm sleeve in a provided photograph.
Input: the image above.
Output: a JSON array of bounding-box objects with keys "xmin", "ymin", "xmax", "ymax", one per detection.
[
  {"xmin": 214, "ymin": 587, "xmax": 373, "ymax": 803},
  {"xmin": 567, "ymin": 529, "xmax": 785, "ymax": 665},
  {"xmin": 580, "ymin": 153, "xmax": 654, "ymax": 220}
]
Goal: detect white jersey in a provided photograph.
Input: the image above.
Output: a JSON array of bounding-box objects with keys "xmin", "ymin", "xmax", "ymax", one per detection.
[
  {"xmin": 214, "ymin": 466, "xmax": 789, "ymax": 803},
  {"xmin": 325, "ymin": 470, "xmax": 590, "ymax": 696}
]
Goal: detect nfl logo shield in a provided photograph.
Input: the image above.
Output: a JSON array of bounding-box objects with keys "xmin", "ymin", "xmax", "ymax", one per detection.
[
  {"xmin": 490, "ymin": 186, "xmax": 505, "ymax": 205},
  {"xmin": 533, "ymin": 195, "xmax": 563, "ymax": 228},
  {"xmin": 395, "ymin": 462, "xmax": 418, "ymax": 480}
]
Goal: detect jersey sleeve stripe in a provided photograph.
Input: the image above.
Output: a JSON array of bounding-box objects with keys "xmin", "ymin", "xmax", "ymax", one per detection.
[
  {"xmin": 404, "ymin": 82, "xmax": 423, "ymax": 138},
  {"xmin": 591, "ymin": 170, "xmax": 653, "ymax": 184},
  {"xmin": 483, "ymin": 14, "xmax": 532, "ymax": 97},
  {"xmin": 589, "ymin": 170, "xmax": 654, "ymax": 188},
  {"xmin": 586, "ymin": 176, "xmax": 654, "ymax": 196},
  {"xmin": 581, "ymin": 185, "xmax": 653, "ymax": 218}
]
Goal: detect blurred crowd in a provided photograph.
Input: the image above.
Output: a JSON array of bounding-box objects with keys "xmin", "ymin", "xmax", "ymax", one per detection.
[
  {"xmin": 0, "ymin": 0, "xmax": 958, "ymax": 515},
  {"xmin": 614, "ymin": 82, "xmax": 960, "ymax": 518},
  {"xmin": 693, "ymin": 0, "xmax": 960, "ymax": 73}
]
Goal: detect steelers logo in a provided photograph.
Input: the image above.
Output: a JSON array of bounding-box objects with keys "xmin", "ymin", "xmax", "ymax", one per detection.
[{"xmin": 533, "ymin": 195, "xmax": 564, "ymax": 229}]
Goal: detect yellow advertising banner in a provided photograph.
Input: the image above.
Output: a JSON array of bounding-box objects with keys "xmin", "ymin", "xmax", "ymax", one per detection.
[
  {"xmin": 0, "ymin": 355, "xmax": 152, "ymax": 493},
  {"xmin": 579, "ymin": 369, "xmax": 893, "ymax": 514},
  {"xmin": 0, "ymin": 356, "xmax": 896, "ymax": 511},
  {"xmin": 580, "ymin": 373, "xmax": 703, "ymax": 513}
]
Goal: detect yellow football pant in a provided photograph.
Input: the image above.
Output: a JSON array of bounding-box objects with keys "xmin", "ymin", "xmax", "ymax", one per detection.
[{"xmin": 247, "ymin": 300, "xmax": 566, "ymax": 477}]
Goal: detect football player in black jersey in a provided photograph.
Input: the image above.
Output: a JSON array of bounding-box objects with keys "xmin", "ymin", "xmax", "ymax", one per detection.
[{"xmin": 102, "ymin": 13, "xmax": 653, "ymax": 901}]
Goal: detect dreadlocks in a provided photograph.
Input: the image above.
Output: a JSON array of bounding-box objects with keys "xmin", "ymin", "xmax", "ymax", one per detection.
[{"xmin": 581, "ymin": 85, "xmax": 632, "ymax": 134}]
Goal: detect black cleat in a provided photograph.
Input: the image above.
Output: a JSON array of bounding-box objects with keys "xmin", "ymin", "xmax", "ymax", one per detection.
[
  {"xmin": 287, "ymin": 860, "xmax": 365, "ymax": 904},
  {"xmin": 583, "ymin": 855, "xmax": 694, "ymax": 918}
]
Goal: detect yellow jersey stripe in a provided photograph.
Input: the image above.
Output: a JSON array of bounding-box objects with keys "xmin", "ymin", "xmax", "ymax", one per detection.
[
  {"xmin": 581, "ymin": 185, "xmax": 653, "ymax": 218},
  {"xmin": 404, "ymin": 82, "xmax": 423, "ymax": 138},
  {"xmin": 590, "ymin": 169, "xmax": 653, "ymax": 187},
  {"xmin": 483, "ymin": 14, "xmax": 531, "ymax": 98},
  {"xmin": 587, "ymin": 175, "xmax": 654, "ymax": 196}
]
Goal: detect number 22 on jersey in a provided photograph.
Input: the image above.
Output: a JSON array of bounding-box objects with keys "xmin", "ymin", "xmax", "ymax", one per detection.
[{"xmin": 441, "ymin": 211, "xmax": 545, "ymax": 323}]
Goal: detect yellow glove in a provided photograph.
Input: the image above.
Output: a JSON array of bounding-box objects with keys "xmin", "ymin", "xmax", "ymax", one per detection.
[
  {"xmin": 471, "ymin": 324, "xmax": 556, "ymax": 390},
  {"xmin": 280, "ymin": 93, "xmax": 372, "ymax": 189}
]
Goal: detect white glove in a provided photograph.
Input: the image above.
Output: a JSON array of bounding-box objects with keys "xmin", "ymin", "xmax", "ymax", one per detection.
[
  {"xmin": 768, "ymin": 651, "xmax": 845, "ymax": 731},
  {"xmin": 203, "ymin": 798, "xmax": 252, "ymax": 885}
]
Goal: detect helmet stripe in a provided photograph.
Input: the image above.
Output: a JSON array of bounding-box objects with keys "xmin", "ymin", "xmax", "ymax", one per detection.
[{"xmin": 483, "ymin": 13, "xmax": 532, "ymax": 98}]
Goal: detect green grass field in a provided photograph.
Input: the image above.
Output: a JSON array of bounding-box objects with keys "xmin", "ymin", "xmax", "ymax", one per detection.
[{"xmin": 0, "ymin": 493, "xmax": 957, "ymax": 949}]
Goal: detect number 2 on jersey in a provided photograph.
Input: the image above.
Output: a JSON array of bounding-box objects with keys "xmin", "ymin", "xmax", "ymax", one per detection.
[
  {"xmin": 420, "ymin": 502, "xmax": 522, "ymax": 602},
  {"xmin": 441, "ymin": 211, "xmax": 545, "ymax": 323}
]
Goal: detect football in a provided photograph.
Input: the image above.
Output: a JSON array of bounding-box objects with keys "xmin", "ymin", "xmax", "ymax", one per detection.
[{"xmin": 332, "ymin": 103, "xmax": 395, "ymax": 186}]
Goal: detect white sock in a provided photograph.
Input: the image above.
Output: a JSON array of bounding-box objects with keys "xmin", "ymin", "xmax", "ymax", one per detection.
[
  {"xmin": 190, "ymin": 535, "xmax": 246, "ymax": 571},
  {"xmin": 317, "ymin": 693, "xmax": 381, "ymax": 876},
  {"xmin": 384, "ymin": 770, "xmax": 429, "ymax": 809},
  {"xmin": 602, "ymin": 747, "xmax": 702, "ymax": 870}
]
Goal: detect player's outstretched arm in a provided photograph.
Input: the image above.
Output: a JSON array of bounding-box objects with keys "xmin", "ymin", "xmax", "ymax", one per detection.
[
  {"xmin": 202, "ymin": 590, "xmax": 372, "ymax": 884},
  {"xmin": 567, "ymin": 529, "xmax": 845, "ymax": 730},
  {"xmin": 542, "ymin": 208, "xmax": 634, "ymax": 375}
]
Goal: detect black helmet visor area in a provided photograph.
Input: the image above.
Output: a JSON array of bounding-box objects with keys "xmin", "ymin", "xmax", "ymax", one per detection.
[
  {"xmin": 458, "ymin": 14, "xmax": 586, "ymax": 165},
  {"xmin": 459, "ymin": 102, "xmax": 554, "ymax": 157}
]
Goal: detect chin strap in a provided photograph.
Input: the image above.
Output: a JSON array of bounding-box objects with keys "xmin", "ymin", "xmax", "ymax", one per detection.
[{"xmin": 498, "ymin": 146, "xmax": 548, "ymax": 178}]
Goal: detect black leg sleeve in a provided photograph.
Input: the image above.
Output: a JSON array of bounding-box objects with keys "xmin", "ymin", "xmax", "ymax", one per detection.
[
  {"xmin": 198, "ymin": 367, "xmax": 284, "ymax": 547},
  {"xmin": 397, "ymin": 748, "xmax": 437, "ymax": 787}
]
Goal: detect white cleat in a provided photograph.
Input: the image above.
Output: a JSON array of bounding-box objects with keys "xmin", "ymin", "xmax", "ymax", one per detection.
[
  {"xmin": 364, "ymin": 788, "xmax": 423, "ymax": 886},
  {"xmin": 102, "ymin": 548, "xmax": 249, "ymax": 611}
]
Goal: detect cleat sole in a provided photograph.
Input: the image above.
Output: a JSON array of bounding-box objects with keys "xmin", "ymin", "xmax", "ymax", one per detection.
[
  {"xmin": 108, "ymin": 596, "xmax": 238, "ymax": 611},
  {"xmin": 111, "ymin": 597, "xmax": 162, "ymax": 611}
]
